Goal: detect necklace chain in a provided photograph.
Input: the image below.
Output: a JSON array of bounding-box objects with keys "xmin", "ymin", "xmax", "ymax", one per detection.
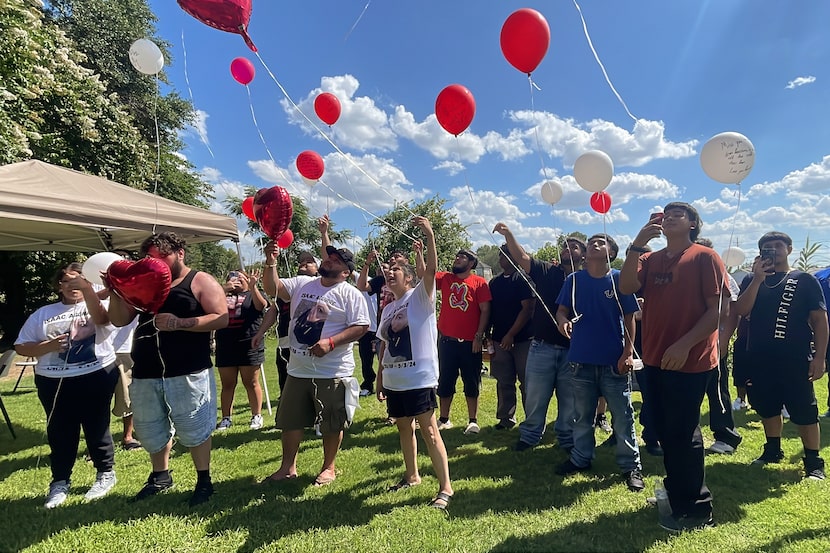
[{"xmin": 764, "ymin": 271, "xmax": 791, "ymax": 288}]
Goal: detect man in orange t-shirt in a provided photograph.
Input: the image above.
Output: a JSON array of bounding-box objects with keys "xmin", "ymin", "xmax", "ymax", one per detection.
[
  {"xmin": 620, "ymin": 202, "xmax": 729, "ymax": 533},
  {"xmin": 435, "ymin": 250, "xmax": 491, "ymax": 435}
]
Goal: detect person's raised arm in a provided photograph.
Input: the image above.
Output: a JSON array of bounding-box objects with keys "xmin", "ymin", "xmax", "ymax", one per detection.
[
  {"xmin": 262, "ymin": 240, "xmax": 279, "ymax": 298},
  {"xmin": 412, "ymin": 216, "xmax": 437, "ymax": 296},
  {"xmin": 153, "ymin": 272, "xmax": 229, "ymax": 332},
  {"xmin": 64, "ymin": 274, "xmax": 109, "ymax": 325},
  {"xmin": 620, "ymin": 219, "xmax": 661, "ymax": 294},
  {"xmin": 356, "ymin": 250, "xmax": 378, "ymax": 292},
  {"xmin": 318, "ymin": 214, "xmax": 331, "ymax": 260},
  {"xmin": 107, "ymin": 290, "xmax": 138, "ymax": 327},
  {"xmin": 493, "ymin": 222, "xmax": 531, "ymax": 273},
  {"xmin": 734, "ymin": 256, "xmax": 771, "ymax": 317},
  {"xmin": 245, "ymin": 269, "xmax": 268, "ymax": 311}
]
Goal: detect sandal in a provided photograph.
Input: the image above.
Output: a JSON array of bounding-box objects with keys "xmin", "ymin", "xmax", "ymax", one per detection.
[
  {"xmin": 388, "ymin": 478, "xmax": 419, "ymax": 492},
  {"xmin": 429, "ymin": 491, "xmax": 453, "ymax": 510},
  {"xmin": 123, "ymin": 440, "xmax": 142, "ymax": 451}
]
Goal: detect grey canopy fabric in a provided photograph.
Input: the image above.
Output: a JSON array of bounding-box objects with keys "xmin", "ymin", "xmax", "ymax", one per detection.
[{"xmin": 0, "ymin": 160, "xmax": 239, "ymax": 251}]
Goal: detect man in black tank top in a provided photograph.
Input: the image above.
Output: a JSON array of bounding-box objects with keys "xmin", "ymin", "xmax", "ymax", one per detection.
[{"xmin": 108, "ymin": 232, "xmax": 228, "ymax": 506}]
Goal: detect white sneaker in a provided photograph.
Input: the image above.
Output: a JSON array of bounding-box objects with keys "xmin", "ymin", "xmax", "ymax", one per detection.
[
  {"xmin": 44, "ymin": 480, "xmax": 70, "ymax": 509},
  {"xmin": 314, "ymin": 423, "xmax": 323, "ymax": 437},
  {"xmin": 84, "ymin": 470, "xmax": 116, "ymax": 501},
  {"xmin": 216, "ymin": 417, "xmax": 232, "ymax": 430},
  {"xmin": 707, "ymin": 440, "xmax": 735, "ymax": 454},
  {"xmin": 732, "ymin": 398, "xmax": 747, "ymax": 411},
  {"xmin": 463, "ymin": 421, "xmax": 481, "ymax": 435},
  {"xmin": 250, "ymin": 414, "xmax": 264, "ymax": 430},
  {"xmin": 359, "ymin": 389, "xmax": 371, "ymax": 397},
  {"xmin": 782, "ymin": 406, "xmax": 790, "ymax": 419},
  {"xmin": 437, "ymin": 420, "xmax": 454, "ymax": 431}
]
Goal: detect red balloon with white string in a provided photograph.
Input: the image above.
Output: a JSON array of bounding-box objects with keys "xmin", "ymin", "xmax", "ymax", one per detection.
[
  {"xmin": 500, "ymin": 8, "xmax": 550, "ymax": 74},
  {"xmin": 589, "ymin": 191, "xmax": 612, "ymax": 214},
  {"xmin": 314, "ymin": 93, "xmax": 341, "ymax": 126},
  {"xmin": 435, "ymin": 84, "xmax": 476, "ymax": 136},
  {"xmin": 296, "ymin": 151, "xmax": 325, "ymax": 181}
]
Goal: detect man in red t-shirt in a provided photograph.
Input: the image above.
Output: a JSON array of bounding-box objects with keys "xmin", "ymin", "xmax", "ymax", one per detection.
[
  {"xmin": 436, "ymin": 250, "xmax": 492, "ymax": 435},
  {"xmin": 620, "ymin": 202, "xmax": 729, "ymax": 533}
]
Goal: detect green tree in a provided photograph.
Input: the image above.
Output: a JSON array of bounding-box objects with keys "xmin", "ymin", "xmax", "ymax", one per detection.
[
  {"xmin": 476, "ymin": 244, "xmax": 502, "ymax": 274},
  {"xmin": 358, "ymin": 196, "xmax": 470, "ymax": 271},
  {"xmin": 794, "ymin": 237, "xmax": 823, "ymax": 272}
]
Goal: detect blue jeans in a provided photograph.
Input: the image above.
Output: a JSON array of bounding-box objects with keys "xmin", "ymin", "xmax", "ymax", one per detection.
[
  {"xmin": 518, "ymin": 341, "xmax": 573, "ymax": 447},
  {"xmin": 569, "ymin": 363, "xmax": 641, "ymax": 472}
]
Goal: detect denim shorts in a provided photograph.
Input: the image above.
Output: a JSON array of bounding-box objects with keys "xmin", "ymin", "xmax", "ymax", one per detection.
[{"xmin": 130, "ymin": 368, "xmax": 216, "ymax": 453}]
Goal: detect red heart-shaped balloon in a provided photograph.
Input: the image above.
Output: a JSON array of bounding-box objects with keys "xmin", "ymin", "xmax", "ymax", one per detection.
[
  {"xmin": 106, "ymin": 258, "xmax": 172, "ymax": 314},
  {"xmin": 177, "ymin": 0, "xmax": 257, "ymax": 51},
  {"xmin": 253, "ymin": 186, "xmax": 293, "ymax": 241}
]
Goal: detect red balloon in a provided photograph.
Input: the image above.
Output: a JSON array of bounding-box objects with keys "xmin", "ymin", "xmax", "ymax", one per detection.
[
  {"xmin": 276, "ymin": 228, "xmax": 294, "ymax": 248},
  {"xmin": 590, "ymin": 191, "xmax": 612, "ymax": 214},
  {"xmin": 241, "ymin": 196, "xmax": 256, "ymax": 221},
  {"xmin": 296, "ymin": 150, "xmax": 324, "ymax": 181},
  {"xmin": 253, "ymin": 186, "xmax": 294, "ymax": 241},
  {"xmin": 105, "ymin": 258, "xmax": 172, "ymax": 314},
  {"xmin": 230, "ymin": 57, "xmax": 255, "ymax": 85},
  {"xmin": 500, "ymin": 8, "xmax": 550, "ymax": 74},
  {"xmin": 314, "ymin": 92, "xmax": 341, "ymax": 126},
  {"xmin": 435, "ymin": 84, "xmax": 476, "ymax": 136},
  {"xmin": 177, "ymin": 0, "xmax": 257, "ymax": 52}
]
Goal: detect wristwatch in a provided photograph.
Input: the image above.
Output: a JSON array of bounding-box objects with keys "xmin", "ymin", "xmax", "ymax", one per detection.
[{"xmin": 628, "ymin": 245, "xmax": 649, "ymax": 254}]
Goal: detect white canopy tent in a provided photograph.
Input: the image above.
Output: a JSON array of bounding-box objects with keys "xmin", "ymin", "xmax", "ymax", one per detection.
[{"xmin": 0, "ymin": 160, "xmax": 239, "ymax": 252}]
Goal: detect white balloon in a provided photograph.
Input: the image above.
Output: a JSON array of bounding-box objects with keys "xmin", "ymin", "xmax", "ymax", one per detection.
[
  {"xmin": 302, "ymin": 176, "xmax": 317, "ymax": 187},
  {"xmin": 700, "ymin": 131, "xmax": 755, "ymax": 184},
  {"xmin": 721, "ymin": 246, "xmax": 746, "ymax": 267},
  {"xmin": 540, "ymin": 180, "xmax": 563, "ymax": 205},
  {"xmin": 573, "ymin": 150, "xmax": 614, "ymax": 193},
  {"xmin": 128, "ymin": 38, "xmax": 164, "ymax": 75},
  {"xmin": 82, "ymin": 252, "xmax": 123, "ymax": 285}
]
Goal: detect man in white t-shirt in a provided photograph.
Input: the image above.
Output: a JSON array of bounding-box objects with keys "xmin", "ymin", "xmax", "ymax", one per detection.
[{"xmin": 258, "ymin": 245, "xmax": 370, "ymax": 486}]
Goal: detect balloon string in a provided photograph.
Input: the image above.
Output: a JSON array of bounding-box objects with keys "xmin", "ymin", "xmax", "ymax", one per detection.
[
  {"xmin": 344, "ymin": 0, "xmax": 372, "ymax": 42},
  {"xmin": 181, "ymin": 29, "xmax": 214, "ymax": 159},
  {"xmin": 572, "ymin": 0, "xmax": 638, "ymax": 123},
  {"xmin": 315, "ymin": 178, "xmax": 418, "ymax": 243},
  {"xmin": 152, "ymin": 77, "xmax": 162, "ymax": 235},
  {"xmin": 252, "ymin": 51, "xmax": 418, "ymax": 219},
  {"xmin": 245, "ymin": 85, "xmax": 293, "ymax": 190}
]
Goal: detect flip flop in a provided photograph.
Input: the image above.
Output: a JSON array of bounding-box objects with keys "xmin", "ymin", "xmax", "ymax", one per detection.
[
  {"xmin": 260, "ymin": 473, "xmax": 298, "ymax": 485},
  {"xmin": 429, "ymin": 491, "xmax": 453, "ymax": 510},
  {"xmin": 313, "ymin": 473, "xmax": 336, "ymax": 487},
  {"xmin": 123, "ymin": 440, "xmax": 142, "ymax": 451}
]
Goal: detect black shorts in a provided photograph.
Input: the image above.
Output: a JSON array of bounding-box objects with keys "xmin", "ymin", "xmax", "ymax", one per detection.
[
  {"xmin": 385, "ymin": 388, "xmax": 438, "ymax": 418},
  {"xmin": 745, "ymin": 354, "xmax": 818, "ymax": 425},
  {"xmin": 437, "ymin": 337, "xmax": 482, "ymax": 398},
  {"xmin": 215, "ymin": 338, "xmax": 265, "ymax": 367}
]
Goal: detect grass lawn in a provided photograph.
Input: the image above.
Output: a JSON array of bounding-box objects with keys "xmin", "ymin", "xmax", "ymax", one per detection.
[{"xmin": 2, "ymin": 342, "xmax": 830, "ymax": 552}]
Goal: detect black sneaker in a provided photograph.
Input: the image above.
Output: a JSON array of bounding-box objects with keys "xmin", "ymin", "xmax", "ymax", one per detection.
[
  {"xmin": 494, "ymin": 420, "xmax": 515, "ymax": 430},
  {"xmin": 555, "ymin": 458, "xmax": 590, "ymax": 476},
  {"xmin": 133, "ymin": 471, "xmax": 174, "ymax": 501},
  {"xmin": 514, "ymin": 440, "xmax": 535, "ymax": 452},
  {"xmin": 804, "ymin": 456, "xmax": 826, "ymax": 480},
  {"xmin": 752, "ymin": 445, "xmax": 785, "ymax": 465},
  {"xmin": 659, "ymin": 512, "xmax": 715, "ymax": 533},
  {"xmin": 188, "ymin": 481, "xmax": 214, "ymax": 506},
  {"xmin": 625, "ymin": 469, "xmax": 645, "ymax": 492}
]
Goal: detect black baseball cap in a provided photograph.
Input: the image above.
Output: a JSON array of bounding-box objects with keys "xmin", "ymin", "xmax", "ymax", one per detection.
[
  {"xmin": 457, "ymin": 249, "xmax": 479, "ymax": 269},
  {"xmin": 325, "ymin": 245, "xmax": 357, "ymax": 272}
]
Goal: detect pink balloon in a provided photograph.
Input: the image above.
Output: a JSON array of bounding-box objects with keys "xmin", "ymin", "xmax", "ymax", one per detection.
[{"xmin": 230, "ymin": 57, "xmax": 255, "ymax": 85}]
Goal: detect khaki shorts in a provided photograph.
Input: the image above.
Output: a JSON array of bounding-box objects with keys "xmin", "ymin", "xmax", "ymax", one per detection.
[
  {"xmin": 112, "ymin": 352, "xmax": 133, "ymax": 418},
  {"xmin": 276, "ymin": 375, "xmax": 349, "ymax": 433}
]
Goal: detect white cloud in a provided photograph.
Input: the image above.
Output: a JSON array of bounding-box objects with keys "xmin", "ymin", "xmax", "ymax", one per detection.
[
  {"xmin": 189, "ymin": 109, "xmax": 211, "ymax": 148},
  {"xmin": 746, "ymin": 154, "xmax": 830, "ymax": 198},
  {"xmin": 433, "ymin": 160, "xmax": 465, "ymax": 176},
  {"xmin": 390, "ymin": 107, "xmax": 486, "ymax": 162},
  {"xmin": 785, "ymin": 75, "xmax": 816, "ymax": 89}
]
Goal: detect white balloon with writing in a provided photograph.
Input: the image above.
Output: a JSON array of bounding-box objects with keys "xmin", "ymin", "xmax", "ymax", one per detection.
[
  {"xmin": 700, "ymin": 132, "xmax": 755, "ymax": 185},
  {"xmin": 573, "ymin": 150, "xmax": 614, "ymax": 193},
  {"xmin": 540, "ymin": 180, "xmax": 563, "ymax": 205},
  {"xmin": 129, "ymin": 38, "xmax": 164, "ymax": 75}
]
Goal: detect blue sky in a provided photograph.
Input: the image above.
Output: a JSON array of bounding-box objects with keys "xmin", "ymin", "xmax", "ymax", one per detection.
[{"xmin": 148, "ymin": 1, "xmax": 830, "ymax": 267}]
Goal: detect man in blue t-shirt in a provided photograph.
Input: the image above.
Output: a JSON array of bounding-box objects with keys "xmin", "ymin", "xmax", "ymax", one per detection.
[
  {"xmin": 814, "ymin": 264, "xmax": 830, "ymax": 417},
  {"xmin": 554, "ymin": 233, "xmax": 644, "ymax": 491}
]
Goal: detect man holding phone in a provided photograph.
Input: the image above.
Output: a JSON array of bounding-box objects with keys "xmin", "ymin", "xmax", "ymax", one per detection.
[
  {"xmin": 554, "ymin": 234, "xmax": 644, "ymax": 491},
  {"xmin": 620, "ymin": 203, "xmax": 729, "ymax": 532},
  {"xmin": 734, "ymin": 231, "xmax": 827, "ymax": 479}
]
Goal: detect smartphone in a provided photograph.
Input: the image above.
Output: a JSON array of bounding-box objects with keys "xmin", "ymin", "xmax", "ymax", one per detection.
[
  {"xmin": 228, "ymin": 271, "xmax": 240, "ymax": 279},
  {"xmin": 649, "ymin": 212, "xmax": 664, "ymax": 225},
  {"xmin": 760, "ymin": 248, "xmax": 775, "ymax": 265}
]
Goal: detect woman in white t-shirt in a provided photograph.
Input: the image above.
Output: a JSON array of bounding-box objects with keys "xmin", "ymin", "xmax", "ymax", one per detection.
[
  {"xmin": 15, "ymin": 262, "xmax": 119, "ymax": 509},
  {"xmin": 376, "ymin": 217, "xmax": 453, "ymax": 510}
]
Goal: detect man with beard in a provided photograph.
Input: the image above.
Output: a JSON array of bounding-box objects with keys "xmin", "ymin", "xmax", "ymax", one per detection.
[
  {"xmin": 107, "ymin": 232, "xmax": 228, "ymax": 506},
  {"xmin": 434, "ymin": 249, "xmax": 492, "ymax": 435},
  {"xmin": 493, "ymin": 223, "xmax": 585, "ymax": 452},
  {"xmin": 257, "ymin": 245, "xmax": 369, "ymax": 486}
]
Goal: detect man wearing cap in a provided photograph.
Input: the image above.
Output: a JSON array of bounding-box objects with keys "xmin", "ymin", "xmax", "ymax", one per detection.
[
  {"xmin": 435, "ymin": 249, "xmax": 492, "ymax": 435},
  {"xmin": 258, "ymin": 244, "xmax": 369, "ymax": 486},
  {"xmin": 262, "ymin": 247, "xmax": 318, "ymax": 393}
]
